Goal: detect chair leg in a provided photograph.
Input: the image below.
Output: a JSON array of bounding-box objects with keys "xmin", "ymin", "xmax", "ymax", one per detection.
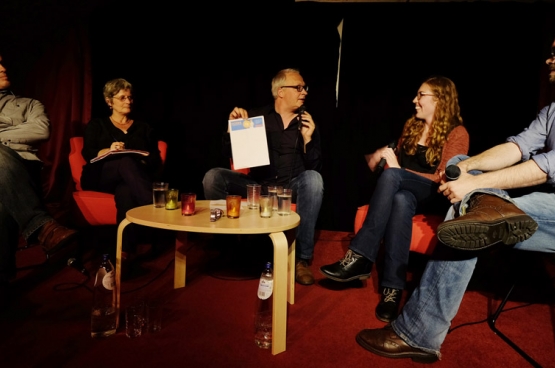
[{"xmin": 487, "ymin": 283, "xmax": 542, "ymax": 368}]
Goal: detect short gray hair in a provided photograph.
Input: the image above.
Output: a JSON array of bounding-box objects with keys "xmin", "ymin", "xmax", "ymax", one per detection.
[
  {"xmin": 103, "ymin": 78, "xmax": 133, "ymax": 99},
  {"xmin": 271, "ymin": 68, "xmax": 300, "ymax": 99}
]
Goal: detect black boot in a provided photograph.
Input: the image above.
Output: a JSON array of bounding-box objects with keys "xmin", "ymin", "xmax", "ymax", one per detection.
[
  {"xmin": 320, "ymin": 249, "xmax": 373, "ymax": 282},
  {"xmin": 375, "ymin": 287, "xmax": 402, "ymax": 322}
]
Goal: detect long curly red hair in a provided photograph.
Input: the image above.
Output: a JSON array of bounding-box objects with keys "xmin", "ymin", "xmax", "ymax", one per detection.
[{"xmin": 401, "ymin": 76, "xmax": 463, "ymax": 166}]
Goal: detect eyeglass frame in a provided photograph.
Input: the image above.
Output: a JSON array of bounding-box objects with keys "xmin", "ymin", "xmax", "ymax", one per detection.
[
  {"xmin": 280, "ymin": 85, "xmax": 309, "ymax": 92},
  {"xmin": 416, "ymin": 91, "xmax": 435, "ymax": 100},
  {"xmin": 112, "ymin": 95, "xmax": 134, "ymax": 102}
]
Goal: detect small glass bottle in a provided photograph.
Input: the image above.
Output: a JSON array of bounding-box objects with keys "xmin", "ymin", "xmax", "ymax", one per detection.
[
  {"xmin": 91, "ymin": 254, "xmax": 117, "ymax": 338},
  {"xmin": 254, "ymin": 262, "xmax": 273, "ymax": 349}
]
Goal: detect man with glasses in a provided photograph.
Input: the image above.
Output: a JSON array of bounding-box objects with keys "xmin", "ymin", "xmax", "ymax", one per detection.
[
  {"xmin": 0, "ymin": 54, "xmax": 78, "ymax": 309},
  {"xmin": 355, "ymin": 39, "xmax": 555, "ymax": 363},
  {"xmin": 203, "ymin": 68, "xmax": 323, "ymax": 285}
]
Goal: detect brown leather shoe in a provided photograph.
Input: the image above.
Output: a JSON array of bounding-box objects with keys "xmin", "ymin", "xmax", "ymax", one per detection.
[
  {"xmin": 356, "ymin": 325, "xmax": 438, "ymax": 363},
  {"xmin": 437, "ymin": 194, "xmax": 538, "ymax": 251},
  {"xmin": 37, "ymin": 220, "xmax": 78, "ymax": 255},
  {"xmin": 295, "ymin": 260, "xmax": 314, "ymax": 285}
]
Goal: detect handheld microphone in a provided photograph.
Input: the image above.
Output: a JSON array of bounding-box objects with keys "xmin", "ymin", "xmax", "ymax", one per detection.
[
  {"xmin": 296, "ymin": 105, "xmax": 306, "ymax": 130},
  {"xmin": 376, "ymin": 141, "xmax": 397, "ymax": 174},
  {"xmin": 445, "ymin": 165, "xmax": 461, "ymax": 181}
]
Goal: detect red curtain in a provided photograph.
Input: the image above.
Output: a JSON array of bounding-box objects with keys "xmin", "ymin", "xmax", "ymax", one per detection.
[{"xmin": 21, "ymin": 26, "xmax": 92, "ymax": 205}]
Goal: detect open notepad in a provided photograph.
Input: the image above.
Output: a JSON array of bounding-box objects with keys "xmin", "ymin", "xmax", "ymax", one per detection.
[{"xmin": 90, "ymin": 149, "xmax": 149, "ymax": 163}]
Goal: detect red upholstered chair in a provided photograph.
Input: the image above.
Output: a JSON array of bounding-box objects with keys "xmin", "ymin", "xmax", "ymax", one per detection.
[
  {"xmin": 353, "ymin": 205, "xmax": 443, "ymax": 255},
  {"xmin": 69, "ymin": 137, "xmax": 168, "ymax": 226}
]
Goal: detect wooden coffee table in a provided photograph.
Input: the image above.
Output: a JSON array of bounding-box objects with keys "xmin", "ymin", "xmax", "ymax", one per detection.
[{"xmin": 115, "ymin": 200, "xmax": 300, "ymax": 355}]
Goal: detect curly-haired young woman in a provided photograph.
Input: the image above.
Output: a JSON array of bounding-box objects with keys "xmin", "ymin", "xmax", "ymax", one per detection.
[{"xmin": 320, "ymin": 76, "xmax": 469, "ymax": 322}]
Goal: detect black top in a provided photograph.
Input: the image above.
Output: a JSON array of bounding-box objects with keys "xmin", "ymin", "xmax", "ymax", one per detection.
[
  {"xmin": 222, "ymin": 105, "xmax": 322, "ymax": 186},
  {"xmin": 80, "ymin": 117, "xmax": 162, "ymax": 186},
  {"xmin": 399, "ymin": 144, "xmax": 437, "ymax": 174}
]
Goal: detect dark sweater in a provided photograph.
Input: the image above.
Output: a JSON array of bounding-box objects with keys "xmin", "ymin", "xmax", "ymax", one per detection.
[{"xmin": 80, "ymin": 117, "xmax": 162, "ymax": 188}]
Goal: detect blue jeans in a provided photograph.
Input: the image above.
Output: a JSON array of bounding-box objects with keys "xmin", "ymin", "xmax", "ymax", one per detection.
[
  {"xmin": 202, "ymin": 168, "xmax": 324, "ymax": 260},
  {"xmin": 392, "ymin": 155, "xmax": 555, "ymax": 356},
  {"xmin": 350, "ymin": 168, "xmax": 445, "ymax": 290},
  {"xmin": 0, "ymin": 144, "xmax": 52, "ymax": 283}
]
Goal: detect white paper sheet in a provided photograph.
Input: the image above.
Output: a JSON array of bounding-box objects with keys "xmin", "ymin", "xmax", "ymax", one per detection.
[{"xmin": 228, "ymin": 116, "xmax": 270, "ymax": 170}]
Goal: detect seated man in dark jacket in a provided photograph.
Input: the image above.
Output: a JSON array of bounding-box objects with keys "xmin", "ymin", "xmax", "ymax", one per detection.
[{"xmin": 203, "ymin": 68, "xmax": 324, "ymax": 285}]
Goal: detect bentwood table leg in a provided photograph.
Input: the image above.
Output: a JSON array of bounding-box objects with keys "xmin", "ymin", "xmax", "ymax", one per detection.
[
  {"xmin": 268, "ymin": 230, "xmax": 296, "ymax": 355},
  {"xmin": 115, "ymin": 218, "xmax": 131, "ymax": 328},
  {"xmin": 174, "ymin": 231, "xmax": 188, "ymax": 288},
  {"xmin": 285, "ymin": 229, "xmax": 296, "ymax": 305}
]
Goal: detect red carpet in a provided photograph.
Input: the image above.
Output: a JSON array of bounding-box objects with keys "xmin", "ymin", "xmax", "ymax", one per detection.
[{"xmin": 2, "ymin": 229, "xmax": 554, "ymax": 368}]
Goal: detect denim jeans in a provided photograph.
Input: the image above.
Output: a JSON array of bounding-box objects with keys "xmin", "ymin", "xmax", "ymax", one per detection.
[
  {"xmin": 0, "ymin": 144, "xmax": 52, "ymax": 283},
  {"xmin": 350, "ymin": 168, "xmax": 445, "ymax": 290},
  {"xmin": 392, "ymin": 154, "xmax": 555, "ymax": 356},
  {"xmin": 0, "ymin": 144, "xmax": 51, "ymax": 240},
  {"xmin": 202, "ymin": 168, "xmax": 324, "ymax": 260}
]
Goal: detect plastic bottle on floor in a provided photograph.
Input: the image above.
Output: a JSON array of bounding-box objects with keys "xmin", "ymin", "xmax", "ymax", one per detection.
[
  {"xmin": 91, "ymin": 254, "xmax": 117, "ymax": 338},
  {"xmin": 254, "ymin": 262, "xmax": 273, "ymax": 349}
]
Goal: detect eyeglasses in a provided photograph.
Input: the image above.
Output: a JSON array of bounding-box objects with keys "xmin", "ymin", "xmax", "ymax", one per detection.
[
  {"xmin": 281, "ymin": 85, "xmax": 309, "ymax": 92},
  {"xmin": 112, "ymin": 95, "xmax": 133, "ymax": 102},
  {"xmin": 416, "ymin": 91, "xmax": 435, "ymax": 100}
]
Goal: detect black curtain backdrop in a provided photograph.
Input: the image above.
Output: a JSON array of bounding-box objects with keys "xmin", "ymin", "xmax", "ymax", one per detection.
[
  {"xmin": 334, "ymin": 1, "xmax": 555, "ymax": 229},
  {"xmin": 87, "ymin": 0, "xmax": 342, "ymax": 230},
  {"xmin": 2, "ymin": 0, "xmax": 555, "ymax": 231}
]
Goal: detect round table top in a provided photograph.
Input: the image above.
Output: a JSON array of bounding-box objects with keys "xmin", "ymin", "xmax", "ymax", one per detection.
[{"xmin": 125, "ymin": 200, "xmax": 300, "ymax": 234}]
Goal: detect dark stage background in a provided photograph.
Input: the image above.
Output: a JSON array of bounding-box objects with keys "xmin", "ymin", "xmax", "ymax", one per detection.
[{"xmin": 2, "ymin": 0, "xmax": 555, "ymax": 231}]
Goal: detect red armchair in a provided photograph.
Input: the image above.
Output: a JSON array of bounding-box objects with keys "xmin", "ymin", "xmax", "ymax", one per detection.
[
  {"xmin": 69, "ymin": 137, "xmax": 168, "ymax": 226},
  {"xmin": 353, "ymin": 205, "xmax": 443, "ymax": 255}
]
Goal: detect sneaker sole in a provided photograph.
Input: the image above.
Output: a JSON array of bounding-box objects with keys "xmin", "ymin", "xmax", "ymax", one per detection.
[
  {"xmin": 375, "ymin": 311, "xmax": 395, "ymax": 323},
  {"xmin": 319, "ymin": 269, "xmax": 370, "ymax": 282},
  {"xmin": 355, "ymin": 333, "xmax": 438, "ymax": 364},
  {"xmin": 437, "ymin": 215, "xmax": 538, "ymax": 251}
]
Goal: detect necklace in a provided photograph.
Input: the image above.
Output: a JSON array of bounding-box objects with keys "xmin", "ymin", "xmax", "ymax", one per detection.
[{"xmin": 110, "ymin": 116, "xmax": 132, "ymax": 126}]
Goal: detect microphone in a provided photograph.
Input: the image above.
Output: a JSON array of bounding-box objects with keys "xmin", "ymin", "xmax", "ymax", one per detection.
[
  {"xmin": 445, "ymin": 165, "xmax": 461, "ymax": 181},
  {"xmin": 376, "ymin": 141, "xmax": 397, "ymax": 174},
  {"xmin": 296, "ymin": 105, "xmax": 306, "ymax": 130},
  {"xmin": 67, "ymin": 257, "xmax": 89, "ymax": 276}
]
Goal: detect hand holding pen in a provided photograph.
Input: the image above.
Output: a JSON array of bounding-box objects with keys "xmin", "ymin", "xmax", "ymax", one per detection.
[{"xmin": 110, "ymin": 141, "xmax": 125, "ymax": 151}]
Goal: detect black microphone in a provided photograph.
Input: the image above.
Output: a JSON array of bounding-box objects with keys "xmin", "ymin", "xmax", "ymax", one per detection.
[
  {"xmin": 376, "ymin": 141, "xmax": 397, "ymax": 174},
  {"xmin": 67, "ymin": 257, "xmax": 89, "ymax": 276},
  {"xmin": 296, "ymin": 105, "xmax": 306, "ymax": 130},
  {"xmin": 445, "ymin": 165, "xmax": 461, "ymax": 181}
]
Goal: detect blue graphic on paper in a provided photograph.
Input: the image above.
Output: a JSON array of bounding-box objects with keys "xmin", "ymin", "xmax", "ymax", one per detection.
[{"xmin": 230, "ymin": 117, "xmax": 264, "ymax": 131}]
